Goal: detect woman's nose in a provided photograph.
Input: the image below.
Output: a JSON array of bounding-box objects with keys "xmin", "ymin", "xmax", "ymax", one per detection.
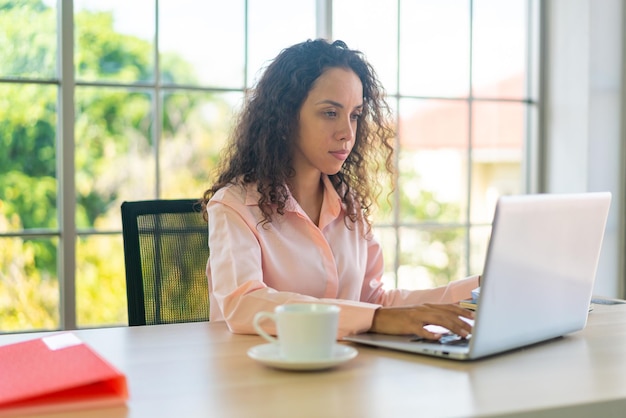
[{"xmin": 338, "ymin": 118, "xmax": 355, "ymax": 141}]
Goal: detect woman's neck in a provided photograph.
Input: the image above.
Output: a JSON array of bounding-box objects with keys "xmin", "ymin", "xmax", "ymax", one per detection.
[{"xmin": 289, "ymin": 173, "xmax": 324, "ymax": 226}]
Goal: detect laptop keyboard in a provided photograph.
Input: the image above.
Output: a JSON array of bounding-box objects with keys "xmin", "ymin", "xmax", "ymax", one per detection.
[
  {"xmin": 439, "ymin": 333, "xmax": 471, "ymax": 346},
  {"xmin": 410, "ymin": 333, "xmax": 471, "ymax": 347}
]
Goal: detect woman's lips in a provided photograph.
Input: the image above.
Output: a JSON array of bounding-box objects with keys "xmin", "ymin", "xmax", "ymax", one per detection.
[{"xmin": 330, "ymin": 150, "xmax": 350, "ymax": 161}]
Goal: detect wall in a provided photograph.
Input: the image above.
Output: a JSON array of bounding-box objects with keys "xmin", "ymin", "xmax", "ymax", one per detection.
[{"xmin": 542, "ymin": 0, "xmax": 625, "ymax": 297}]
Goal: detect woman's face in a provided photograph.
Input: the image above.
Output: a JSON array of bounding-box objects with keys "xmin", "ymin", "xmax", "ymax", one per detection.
[{"xmin": 292, "ymin": 67, "xmax": 363, "ymax": 178}]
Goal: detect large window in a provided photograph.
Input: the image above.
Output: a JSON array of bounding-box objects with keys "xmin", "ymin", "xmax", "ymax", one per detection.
[
  {"xmin": 0, "ymin": 0, "xmax": 539, "ymax": 331},
  {"xmin": 334, "ymin": 0, "xmax": 539, "ymax": 290}
]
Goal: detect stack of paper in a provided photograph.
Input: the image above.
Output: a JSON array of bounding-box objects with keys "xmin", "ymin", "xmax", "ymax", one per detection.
[{"xmin": 459, "ymin": 287, "xmax": 481, "ymax": 311}]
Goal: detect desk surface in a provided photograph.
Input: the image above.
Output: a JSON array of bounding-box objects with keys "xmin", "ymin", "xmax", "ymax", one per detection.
[{"xmin": 2, "ymin": 304, "xmax": 626, "ymax": 418}]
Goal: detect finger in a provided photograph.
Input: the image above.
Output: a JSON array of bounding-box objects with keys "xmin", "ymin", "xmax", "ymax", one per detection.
[
  {"xmin": 412, "ymin": 327, "xmax": 445, "ymax": 341},
  {"xmin": 419, "ymin": 309, "xmax": 473, "ymax": 337},
  {"xmin": 430, "ymin": 319, "xmax": 471, "ymax": 338}
]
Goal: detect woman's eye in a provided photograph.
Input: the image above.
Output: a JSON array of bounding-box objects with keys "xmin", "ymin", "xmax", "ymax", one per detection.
[
  {"xmin": 324, "ymin": 111, "xmax": 337, "ymax": 118},
  {"xmin": 351, "ymin": 113, "xmax": 362, "ymax": 121}
]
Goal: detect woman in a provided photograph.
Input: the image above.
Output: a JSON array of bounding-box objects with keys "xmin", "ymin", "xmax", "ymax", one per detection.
[{"xmin": 201, "ymin": 39, "xmax": 478, "ymax": 340}]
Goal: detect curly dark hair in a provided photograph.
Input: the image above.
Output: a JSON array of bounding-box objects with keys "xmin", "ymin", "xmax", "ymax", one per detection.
[{"xmin": 201, "ymin": 38, "xmax": 395, "ymax": 232}]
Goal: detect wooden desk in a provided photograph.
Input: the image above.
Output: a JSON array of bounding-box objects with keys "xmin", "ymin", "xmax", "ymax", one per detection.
[{"xmin": 2, "ymin": 304, "xmax": 626, "ymax": 418}]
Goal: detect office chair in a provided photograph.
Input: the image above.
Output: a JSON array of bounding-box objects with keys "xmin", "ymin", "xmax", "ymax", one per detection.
[{"xmin": 121, "ymin": 199, "xmax": 210, "ymax": 326}]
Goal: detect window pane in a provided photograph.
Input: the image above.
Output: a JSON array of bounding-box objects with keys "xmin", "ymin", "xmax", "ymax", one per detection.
[
  {"xmin": 472, "ymin": 0, "xmax": 528, "ymax": 99},
  {"xmin": 161, "ymin": 91, "xmax": 242, "ymax": 199},
  {"xmin": 375, "ymin": 226, "xmax": 398, "ymax": 289},
  {"xmin": 0, "ymin": 237, "xmax": 59, "ymax": 331},
  {"xmin": 398, "ymin": 227, "xmax": 466, "ymax": 289},
  {"xmin": 333, "ymin": 0, "xmax": 399, "ymax": 94},
  {"xmin": 398, "ymin": 98, "xmax": 468, "ymax": 223},
  {"xmin": 247, "ymin": 0, "xmax": 316, "ymax": 86},
  {"xmin": 75, "ymin": 87, "xmax": 153, "ymax": 230},
  {"xmin": 0, "ymin": 83, "xmax": 58, "ymax": 232},
  {"xmin": 0, "ymin": 1, "xmax": 57, "ymax": 79},
  {"xmin": 0, "ymin": 0, "xmax": 539, "ymax": 329},
  {"xmin": 400, "ymin": 0, "xmax": 470, "ymax": 97},
  {"xmin": 76, "ymin": 235, "xmax": 127, "ymax": 327},
  {"xmin": 160, "ymin": 0, "xmax": 245, "ymax": 88},
  {"xmin": 74, "ymin": 0, "xmax": 155, "ymax": 83},
  {"xmin": 470, "ymin": 225, "xmax": 491, "ymax": 275},
  {"xmin": 470, "ymin": 101, "xmax": 525, "ymax": 223}
]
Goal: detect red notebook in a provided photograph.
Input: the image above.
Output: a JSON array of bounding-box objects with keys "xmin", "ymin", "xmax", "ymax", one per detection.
[{"xmin": 0, "ymin": 333, "xmax": 128, "ymax": 416}]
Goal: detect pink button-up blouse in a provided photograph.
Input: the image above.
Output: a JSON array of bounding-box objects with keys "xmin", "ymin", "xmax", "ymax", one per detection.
[{"xmin": 206, "ymin": 175, "xmax": 478, "ymax": 338}]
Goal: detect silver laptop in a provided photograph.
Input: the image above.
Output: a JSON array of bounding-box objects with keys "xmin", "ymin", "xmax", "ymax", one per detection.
[{"xmin": 344, "ymin": 192, "xmax": 612, "ymax": 360}]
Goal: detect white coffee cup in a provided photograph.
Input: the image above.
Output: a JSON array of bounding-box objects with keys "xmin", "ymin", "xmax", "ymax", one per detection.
[{"xmin": 253, "ymin": 303, "xmax": 340, "ymax": 361}]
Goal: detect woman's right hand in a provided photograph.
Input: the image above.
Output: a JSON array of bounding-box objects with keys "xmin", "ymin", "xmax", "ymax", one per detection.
[{"xmin": 369, "ymin": 303, "xmax": 474, "ymax": 340}]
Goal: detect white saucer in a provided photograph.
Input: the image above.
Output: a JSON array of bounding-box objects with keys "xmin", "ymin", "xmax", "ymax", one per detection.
[{"xmin": 247, "ymin": 343, "xmax": 358, "ymax": 371}]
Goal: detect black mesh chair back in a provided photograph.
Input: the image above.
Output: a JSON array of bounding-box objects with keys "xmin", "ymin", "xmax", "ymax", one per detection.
[{"xmin": 121, "ymin": 199, "xmax": 210, "ymax": 326}]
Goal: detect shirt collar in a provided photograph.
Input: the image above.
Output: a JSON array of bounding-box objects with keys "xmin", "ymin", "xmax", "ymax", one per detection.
[{"xmin": 243, "ymin": 175, "xmax": 343, "ymax": 218}]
